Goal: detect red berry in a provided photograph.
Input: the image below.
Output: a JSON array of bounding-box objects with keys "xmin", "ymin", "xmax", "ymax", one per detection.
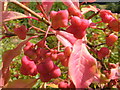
[
  {"xmin": 37, "ymin": 63, "xmax": 48, "ymax": 74},
  {"xmin": 50, "ymin": 10, "xmax": 69, "ymax": 29},
  {"xmin": 71, "ymin": 16, "xmax": 81, "ymax": 26},
  {"xmin": 50, "ymin": 65, "xmax": 61, "ymax": 78},
  {"xmin": 24, "ymin": 49, "xmax": 37, "ymax": 59},
  {"xmin": 109, "ymin": 19, "xmax": 120, "ymax": 32},
  {"xmin": 71, "ymin": 16, "xmax": 89, "ymax": 30},
  {"xmin": 36, "ymin": 48, "xmax": 48, "ymax": 59},
  {"xmin": 40, "ymin": 73, "xmax": 51, "ymax": 82},
  {"xmin": 64, "ymin": 46, "xmax": 72, "ymax": 57},
  {"xmin": 20, "ymin": 56, "xmax": 38, "ymax": 76},
  {"xmin": 66, "ymin": 16, "xmax": 89, "ymax": 39},
  {"xmin": 37, "ymin": 57, "xmax": 54, "ymax": 74},
  {"xmin": 106, "ymin": 34, "xmax": 118, "ymax": 46},
  {"xmin": 60, "ymin": 58, "xmax": 69, "ymax": 67},
  {"xmin": 46, "ymin": 52, "xmax": 52, "ymax": 57},
  {"xmin": 100, "ymin": 10, "xmax": 114, "ymax": 23},
  {"xmin": 51, "ymin": 53, "xmax": 58, "ymax": 61},
  {"xmin": 23, "ymin": 42, "xmax": 34, "ymax": 51},
  {"xmin": 58, "ymin": 81, "xmax": 68, "ymax": 88},
  {"xmin": 57, "ymin": 52, "xmax": 66, "ymax": 60},
  {"xmin": 97, "ymin": 47, "xmax": 110, "ymax": 60},
  {"xmin": 68, "ymin": 7, "xmax": 81, "ymax": 17}
]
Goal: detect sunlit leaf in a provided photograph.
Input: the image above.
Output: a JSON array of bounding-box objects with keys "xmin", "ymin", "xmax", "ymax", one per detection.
[
  {"xmin": 69, "ymin": 39, "xmax": 97, "ymax": 88},
  {"xmin": 81, "ymin": 5, "xmax": 99, "ymax": 14},
  {"xmin": 47, "ymin": 83, "xmax": 58, "ymax": 88},
  {"xmin": 4, "ymin": 79, "xmax": 37, "ymax": 88},
  {"xmin": 61, "ymin": 0, "xmax": 74, "ymax": 7},
  {"xmin": 2, "ymin": 11, "xmax": 39, "ymax": 22},
  {"xmin": 2, "ymin": 11, "xmax": 27, "ymax": 22}
]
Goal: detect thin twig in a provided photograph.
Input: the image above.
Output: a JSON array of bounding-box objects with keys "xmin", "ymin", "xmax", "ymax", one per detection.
[
  {"xmin": 31, "ymin": 26, "xmax": 46, "ymax": 33},
  {"xmin": 0, "ymin": 36, "xmax": 12, "ymax": 41},
  {"xmin": 44, "ymin": 25, "xmax": 51, "ymax": 39},
  {"xmin": 36, "ymin": 2, "xmax": 48, "ymax": 20},
  {"xmin": 10, "ymin": 0, "xmax": 51, "ymax": 26},
  {"xmin": 87, "ymin": 11, "xmax": 100, "ymax": 20}
]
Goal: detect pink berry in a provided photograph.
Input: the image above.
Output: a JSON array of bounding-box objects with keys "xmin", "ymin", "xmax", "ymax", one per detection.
[
  {"xmin": 68, "ymin": 7, "xmax": 81, "ymax": 17},
  {"xmin": 20, "ymin": 56, "xmax": 37, "ymax": 76},
  {"xmin": 50, "ymin": 10, "xmax": 69, "ymax": 29},
  {"xmin": 58, "ymin": 81, "xmax": 68, "ymax": 88},
  {"xmin": 37, "ymin": 57, "xmax": 54, "ymax": 74},
  {"xmin": 50, "ymin": 65, "xmax": 61, "ymax": 78},
  {"xmin": 40, "ymin": 73, "xmax": 51, "ymax": 82},
  {"xmin": 109, "ymin": 19, "xmax": 120, "ymax": 32},
  {"xmin": 64, "ymin": 46, "xmax": 72, "ymax": 57},
  {"xmin": 97, "ymin": 47, "xmax": 110, "ymax": 60},
  {"xmin": 100, "ymin": 10, "xmax": 114, "ymax": 23},
  {"xmin": 106, "ymin": 34, "xmax": 118, "ymax": 46}
]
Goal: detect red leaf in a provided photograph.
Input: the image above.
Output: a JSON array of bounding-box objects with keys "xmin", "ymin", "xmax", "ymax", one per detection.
[
  {"xmin": 2, "ymin": 11, "xmax": 28, "ymax": 22},
  {"xmin": 4, "ymin": 79, "xmax": 37, "ymax": 88},
  {"xmin": 1, "ymin": 36, "xmax": 38, "ymax": 85},
  {"xmin": 51, "ymin": 30, "xmax": 77, "ymax": 47},
  {"xmin": 61, "ymin": 0, "xmax": 74, "ymax": 7},
  {"xmin": 81, "ymin": 5, "xmax": 99, "ymax": 14},
  {"xmin": 42, "ymin": 0, "xmax": 55, "ymax": 14},
  {"xmin": 2, "ymin": 11, "xmax": 39, "ymax": 22},
  {"xmin": 68, "ymin": 39, "xmax": 97, "ymax": 88}
]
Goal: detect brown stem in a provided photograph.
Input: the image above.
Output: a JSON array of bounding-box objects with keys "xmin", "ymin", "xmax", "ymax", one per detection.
[
  {"xmin": 97, "ymin": 58, "xmax": 108, "ymax": 71},
  {"xmin": 36, "ymin": 2, "xmax": 48, "ymax": 20},
  {"xmin": 87, "ymin": 11, "xmax": 100, "ymax": 20},
  {"xmin": 10, "ymin": 0, "xmax": 51, "ymax": 26},
  {"xmin": 93, "ymin": 43, "xmax": 106, "ymax": 48},
  {"xmin": 30, "ymin": 26, "xmax": 46, "ymax": 33},
  {"xmin": 44, "ymin": 25, "xmax": 51, "ymax": 39}
]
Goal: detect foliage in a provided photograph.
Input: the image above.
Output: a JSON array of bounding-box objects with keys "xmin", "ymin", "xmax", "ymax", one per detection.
[{"xmin": 0, "ymin": 0, "xmax": 119, "ymax": 89}]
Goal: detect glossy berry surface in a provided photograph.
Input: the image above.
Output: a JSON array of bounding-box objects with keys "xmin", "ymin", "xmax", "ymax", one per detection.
[
  {"xmin": 106, "ymin": 34, "xmax": 118, "ymax": 46},
  {"xmin": 97, "ymin": 47, "xmax": 110, "ymax": 60}
]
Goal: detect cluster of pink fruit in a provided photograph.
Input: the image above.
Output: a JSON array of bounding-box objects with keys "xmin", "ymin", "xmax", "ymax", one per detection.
[
  {"xmin": 99, "ymin": 10, "xmax": 118, "ymax": 46},
  {"xmin": 50, "ymin": 9, "xmax": 89, "ymax": 39},
  {"xmin": 12, "ymin": 4, "xmax": 119, "ymax": 88},
  {"xmin": 100, "ymin": 10, "xmax": 120, "ymax": 32},
  {"xmin": 101, "ymin": 63, "xmax": 120, "ymax": 88},
  {"xmin": 20, "ymin": 40, "xmax": 72, "ymax": 82}
]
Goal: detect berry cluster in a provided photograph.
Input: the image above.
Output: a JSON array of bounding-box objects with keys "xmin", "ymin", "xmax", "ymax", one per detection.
[
  {"xmin": 66, "ymin": 16, "xmax": 89, "ymax": 39},
  {"xmin": 20, "ymin": 41, "xmax": 72, "ymax": 82},
  {"xmin": 100, "ymin": 10, "xmax": 120, "ymax": 32}
]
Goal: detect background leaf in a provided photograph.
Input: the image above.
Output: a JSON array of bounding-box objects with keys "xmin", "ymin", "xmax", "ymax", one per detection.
[
  {"xmin": 4, "ymin": 79, "xmax": 37, "ymax": 88},
  {"xmin": 3, "ymin": 11, "xmax": 28, "ymax": 22},
  {"xmin": 81, "ymin": 5, "xmax": 98, "ymax": 14}
]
